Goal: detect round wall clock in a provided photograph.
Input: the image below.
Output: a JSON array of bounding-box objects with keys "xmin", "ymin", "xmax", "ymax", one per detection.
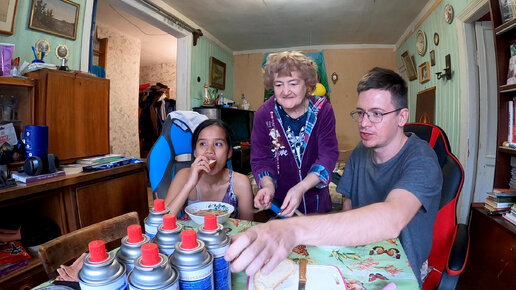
[
  {"xmin": 416, "ymin": 30, "xmax": 427, "ymax": 56},
  {"xmin": 445, "ymin": 4, "xmax": 454, "ymax": 24},
  {"xmin": 434, "ymin": 33, "xmax": 439, "ymax": 46}
]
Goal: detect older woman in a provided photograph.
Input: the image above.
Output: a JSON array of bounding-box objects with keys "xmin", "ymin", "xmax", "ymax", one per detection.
[{"xmin": 252, "ymin": 51, "xmax": 339, "ymax": 216}]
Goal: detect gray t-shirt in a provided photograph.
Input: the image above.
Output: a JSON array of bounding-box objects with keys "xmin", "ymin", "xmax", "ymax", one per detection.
[{"xmin": 337, "ymin": 133, "xmax": 442, "ymax": 287}]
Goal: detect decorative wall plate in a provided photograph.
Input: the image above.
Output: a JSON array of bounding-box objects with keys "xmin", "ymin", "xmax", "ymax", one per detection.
[
  {"xmin": 445, "ymin": 4, "xmax": 454, "ymax": 24},
  {"xmin": 416, "ymin": 30, "xmax": 427, "ymax": 56},
  {"xmin": 331, "ymin": 72, "xmax": 338, "ymax": 84},
  {"xmin": 434, "ymin": 33, "xmax": 439, "ymax": 46},
  {"xmin": 35, "ymin": 39, "xmax": 50, "ymax": 55},
  {"xmin": 55, "ymin": 44, "xmax": 69, "ymax": 59}
]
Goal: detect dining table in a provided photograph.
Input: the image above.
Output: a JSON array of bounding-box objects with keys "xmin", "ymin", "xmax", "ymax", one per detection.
[
  {"xmin": 180, "ymin": 217, "xmax": 419, "ymax": 290},
  {"xmin": 35, "ymin": 217, "xmax": 419, "ymax": 290}
]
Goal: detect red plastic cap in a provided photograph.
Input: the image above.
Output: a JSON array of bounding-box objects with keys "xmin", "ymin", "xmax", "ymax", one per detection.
[
  {"xmin": 181, "ymin": 230, "xmax": 198, "ymax": 249},
  {"xmin": 163, "ymin": 214, "xmax": 177, "ymax": 230},
  {"xmin": 141, "ymin": 243, "xmax": 161, "ymax": 266},
  {"xmin": 88, "ymin": 240, "xmax": 108, "ymax": 262},
  {"xmin": 127, "ymin": 224, "xmax": 143, "ymax": 243},
  {"xmin": 204, "ymin": 214, "xmax": 218, "ymax": 231},
  {"xmin": 154, "ymin": 199, "xmax": 165, "ymax": 212}
]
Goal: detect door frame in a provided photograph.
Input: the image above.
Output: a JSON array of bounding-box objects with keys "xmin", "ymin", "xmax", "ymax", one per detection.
[
  {"xmin": 80, "ymin": 0, "xmax": 192, "ymax": 110},
  {"xmin": 456, "ymin": 0, "xmax": 491, "ymax": 223}
]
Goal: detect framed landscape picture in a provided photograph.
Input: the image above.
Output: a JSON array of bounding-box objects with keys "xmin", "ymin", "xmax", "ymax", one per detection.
[
  {"xmin": 209, "ymin": 56, "xmax": 226, "ymax": 90},
  {"xmin": 29, "ymin": 0, "xmax": 80, "ymax": 40},
  {"xmin": 0, "ymin": 0, "xmax": 18, "ymax": 35}
]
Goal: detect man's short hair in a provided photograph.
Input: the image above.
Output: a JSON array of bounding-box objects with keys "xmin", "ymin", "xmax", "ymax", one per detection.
[{"xmin": 357, "ymin": 67, "xmax": 408, "ymax": 109}]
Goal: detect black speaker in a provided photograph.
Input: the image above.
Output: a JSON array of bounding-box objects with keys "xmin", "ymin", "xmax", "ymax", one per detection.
[{"xmin": 23, "ymin": 154, "xmax": 59, "ymax": 176}]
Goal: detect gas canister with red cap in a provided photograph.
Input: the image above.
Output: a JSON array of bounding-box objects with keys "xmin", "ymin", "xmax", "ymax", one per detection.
[
  {"xmin": 144, "ymin": 199, "xmax": 170, "ymax": 240},
  {"xmin": 127, "ymin": 243, "xmax": 178, "ymax": 289},
  {"xmin": 169, "ymin": 229, "xmax": 214, "ymax": 289},
  {"xmin": 116, "ymin": 224, "xmax": 150, "ymax": 273},
  {"xmin": 78, "ymin": 240, "xmax": 128, "ymax": 289},
  {"xmin": 197, "ymin": 215, "xmax": 231, "ymax": 290},
  {"xmin": 152, "ymin": 214, "xmax": 182, "ymax": 256}
]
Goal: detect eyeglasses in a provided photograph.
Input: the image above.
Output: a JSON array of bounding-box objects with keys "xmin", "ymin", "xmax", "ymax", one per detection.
[{"xmin": 349, "ymin": 108, "xmax": 403, "ymax": 123}]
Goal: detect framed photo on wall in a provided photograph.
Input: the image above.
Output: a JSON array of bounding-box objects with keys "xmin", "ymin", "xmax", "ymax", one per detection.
[
  {"xmin": 0, "ymin": 0, "xmax": 18, "ymax": 35},
  {"xmin": 209, "ymin": 56, "xmax": 226, "ymax": 90},
  {"xmin": 401, "ymin": 51, "xmax": 417, "ymax": 81},
  {"xmin": 29, "ymin": 0, "xmax": 80, "ymax": 40},
  {"xmin": 419, "ymin": 62, "xmax": 430, "ymax": 83}
]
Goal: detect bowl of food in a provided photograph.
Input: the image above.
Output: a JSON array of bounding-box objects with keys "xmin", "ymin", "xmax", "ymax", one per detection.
[{"xmin": 185, "ymin": 201, "xmax": 234, "ymax": 225}]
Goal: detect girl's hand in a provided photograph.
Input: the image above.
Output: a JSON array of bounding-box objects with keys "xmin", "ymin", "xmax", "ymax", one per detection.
[{"xmin": 188, "ymin": 155, "xmax": 211, "ymax": 185}]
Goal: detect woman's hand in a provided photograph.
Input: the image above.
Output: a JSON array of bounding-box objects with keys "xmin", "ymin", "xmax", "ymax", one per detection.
[
  {"xmin": 254, "ymin": 184, "xmax": 275, "ymax": 210},
  {"xmin": 280, "ymin": 184, "xmax": 306, "ymax": 217}
]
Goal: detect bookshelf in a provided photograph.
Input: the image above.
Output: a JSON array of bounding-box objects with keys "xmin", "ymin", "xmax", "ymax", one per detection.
[{"xmin": 489, "ymin": 0, "xmax": 516, "ymax": 188}]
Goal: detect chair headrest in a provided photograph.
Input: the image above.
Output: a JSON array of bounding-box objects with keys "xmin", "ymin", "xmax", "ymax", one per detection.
[{"xmin": 404, "ymin": 123, "xmax": 453, "ymax": 168}]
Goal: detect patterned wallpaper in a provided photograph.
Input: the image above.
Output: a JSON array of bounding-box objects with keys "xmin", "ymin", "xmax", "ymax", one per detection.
[
  {"xmin": 140, "ymin": 63, "xmax": 177, "ymax": 99},
  {"xmin": 97, "ymin": 25, "xmax": 140, "ymax": 158}
]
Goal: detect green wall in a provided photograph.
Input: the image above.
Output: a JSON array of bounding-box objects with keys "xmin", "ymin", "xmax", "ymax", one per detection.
[
  {"xmin": 396, "ymin": 0, "xmax": 474, "ymax": 154},
  {"xmin": 190, "ymin": 37, "xmax": 234, "ymax": 108},
  {"xmin": 0, "ymin": 0, "xmax": 86, "ymax": 71}
]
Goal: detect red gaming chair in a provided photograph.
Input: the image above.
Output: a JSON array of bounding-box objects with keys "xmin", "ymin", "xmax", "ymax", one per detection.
[{"xmin": 404, "ymin": 123, "xmax": 469, "ymax": 290}]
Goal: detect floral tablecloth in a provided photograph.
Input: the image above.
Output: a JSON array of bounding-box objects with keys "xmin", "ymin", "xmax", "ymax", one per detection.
[
  {"xmin": 179, "ymin": 217, "xmax": 419, "ymax": 290},
  {"xmin": 35, "ymin": 217, "xmax": 418, "ymax": 290}
]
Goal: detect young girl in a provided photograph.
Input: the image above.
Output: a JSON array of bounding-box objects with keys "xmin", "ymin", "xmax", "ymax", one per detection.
[{"xmin": 165, "ymin": 119, "xmax": 254, "ymax": 220}]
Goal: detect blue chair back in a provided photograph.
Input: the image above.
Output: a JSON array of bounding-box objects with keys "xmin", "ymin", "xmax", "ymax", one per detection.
[
  {"xmin": 147, "ymin": 112, "xmax": 233, "ymax": 200},
  {"xmin": 148, "ymin": 117, "xmax": 194, "ymax": 200}
]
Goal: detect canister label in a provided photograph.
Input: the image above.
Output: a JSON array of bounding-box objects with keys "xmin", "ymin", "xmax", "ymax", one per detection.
[
  {"xmin": 79, "ymin": 274, "xmax": 128, "ymax": 290},
  {"xmin": 129, "ymin": 283, "xmax": 178, "ymax": 290},
  {"xmin": 145, "ymin": 224, "xmax": 157, "ymax": 240},
  {"xmin": 178, "ymin": 265, "xmax": 213, "ymax": 290},
  {"xmin": 211, "ymin": 244, "xmax": 231, "ymax": 290}
]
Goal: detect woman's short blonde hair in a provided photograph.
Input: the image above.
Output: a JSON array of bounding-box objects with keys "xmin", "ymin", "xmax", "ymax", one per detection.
[{"xmin": 263, "ymin": 51, "xmax": 318, "ymax": 91}]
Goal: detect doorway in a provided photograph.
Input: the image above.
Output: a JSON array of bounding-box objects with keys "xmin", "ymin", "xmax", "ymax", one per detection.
[{"xmin": 457, "ymin": 0, "xmax": 497, "ymax": 224}]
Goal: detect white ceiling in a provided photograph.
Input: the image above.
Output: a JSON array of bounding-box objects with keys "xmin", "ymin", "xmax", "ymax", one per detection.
[{"xmin": 95, "ymin": 0, "xmax": 432, "ymax": 65}]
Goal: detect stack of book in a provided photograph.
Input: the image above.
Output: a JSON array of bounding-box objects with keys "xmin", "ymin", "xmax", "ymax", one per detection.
[
  {"xmin": 485, "ymin": 188, "xmax": 516, "ymax": 214},
  {"xmin": 511, "ymin": 156, "xmax": 516, "ymax": 189},
  {"xmin": 503, "ymin": 204, "xmax": 516, "ymax": 226}
]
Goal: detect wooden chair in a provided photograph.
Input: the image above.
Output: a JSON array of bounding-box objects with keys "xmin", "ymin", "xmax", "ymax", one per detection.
[{"xmin": 37, "ymin": 211, "xmax": 139, "ymax": 279}]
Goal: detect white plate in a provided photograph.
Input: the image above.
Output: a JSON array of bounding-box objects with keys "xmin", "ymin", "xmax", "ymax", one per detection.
[{"xmin": 247, "ymin": 264, "xmax": 347, "ymax": 290}]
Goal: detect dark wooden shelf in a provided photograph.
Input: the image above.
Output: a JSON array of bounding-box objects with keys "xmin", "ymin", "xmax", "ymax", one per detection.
[
  {"xmin": 0, "ymin": 76, "xmax": 36, "ymax": 87},
  {"xmin": 500, "ymin": 83, "xmax": 516, "ymax": 93},
  {"xmin": 498, "ymin": 146, "xmax": 516, "ymax": 154},
  {"xmin": 0, "ymin": 255, "xmax": 42, "ymax": 285},
  {"xmin": 472, "ymin": 203, "xmax": 516, "ymax": 236},
  {"xmin": 495, "ymin": 17, "xmax": 516, "ymax": 35}
]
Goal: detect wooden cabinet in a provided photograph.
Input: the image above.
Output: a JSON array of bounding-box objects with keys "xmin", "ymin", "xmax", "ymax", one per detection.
[
  {"xmin": 457, "ymin": 205, "xmax": 516, "ymax": 289},
  {"xmin": 0, "ymin": 163, "xmax": 149, "ymax": 289},
  {"xmin": 26, "ymin": 69, "xmax": 110, "ymax": 162}
]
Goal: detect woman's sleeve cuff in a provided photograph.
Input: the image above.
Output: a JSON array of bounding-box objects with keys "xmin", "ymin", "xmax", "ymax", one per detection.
[
  {"xmin": 257, "ymin": 171, "xmax": 277, "ymax": 189},
  {"xmin": 309, "ymin": 165, "xmax": 330, "ymax": 189}
]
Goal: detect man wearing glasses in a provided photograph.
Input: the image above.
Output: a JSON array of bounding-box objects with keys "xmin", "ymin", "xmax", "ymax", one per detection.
[
  {"xmin": 225, "ymin": 68, "xmax": 442, "ymax": 288},
  {"xmin": 338, "ymin": 67, "xmax": 442, "ymax": 286}
]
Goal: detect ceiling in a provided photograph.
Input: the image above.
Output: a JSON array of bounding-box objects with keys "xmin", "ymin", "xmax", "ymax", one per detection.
[
  {"xmin": 95, "ymin": 0, "xmax": 432, "ymax": 65},
  {"xmin": 96, "ymin": 0, "xmax": 177, "ymax": 66},
  {"xmin": 161, "ymin": 0, "xmax": 431, "ymax": 51}
]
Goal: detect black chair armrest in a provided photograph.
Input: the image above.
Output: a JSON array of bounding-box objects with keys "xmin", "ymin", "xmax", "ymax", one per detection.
[{"xmin": 447, "ymin": 223, "xmax": 469, "ymax": 273}]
